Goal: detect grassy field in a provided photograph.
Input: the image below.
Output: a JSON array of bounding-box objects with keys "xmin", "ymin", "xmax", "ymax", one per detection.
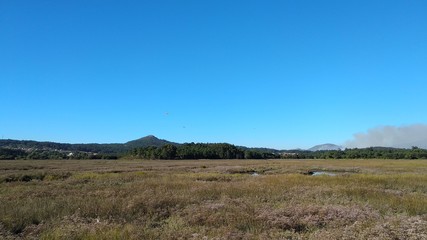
[{"xmin": 0, "ymin": 159, "xmax": 426, "ymax": 239}]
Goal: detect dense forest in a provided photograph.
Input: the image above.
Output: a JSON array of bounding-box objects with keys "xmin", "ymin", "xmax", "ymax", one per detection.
[{"xmin": 127, "ymin": 143, "xmax": 277, "ymax": 160}]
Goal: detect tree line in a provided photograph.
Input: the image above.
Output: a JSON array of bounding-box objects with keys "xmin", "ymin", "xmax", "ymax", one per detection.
[
  {"xmin": 127, "ymin": 143, "xmax": 277, "ymax": 160},
  {"xmin": 281, "ymin": 147, "xmax": 427, "ymax": 159},
  {"xmin": 2, "ymin": 145, "xmax": 427, "ymax": 160}
]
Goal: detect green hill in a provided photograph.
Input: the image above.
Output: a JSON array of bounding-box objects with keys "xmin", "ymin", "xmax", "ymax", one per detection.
[
  {"xmin": 0, "ymin": 135, "xmax": 178, "ymax": 156},
  {"xmin": 125, "ymin": 135, "xmax": 179, "ymax": 149}
]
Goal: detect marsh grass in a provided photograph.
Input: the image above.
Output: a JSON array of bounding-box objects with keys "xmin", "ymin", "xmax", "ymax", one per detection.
[{"xmin": 0, "ymin": 159, "xmax": 426, "ymax": 239}]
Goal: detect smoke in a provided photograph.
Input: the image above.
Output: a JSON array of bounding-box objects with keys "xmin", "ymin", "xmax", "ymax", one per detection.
[{"xmin": 345, "ymin": 124, "xmax": 427, "ymax": 149}]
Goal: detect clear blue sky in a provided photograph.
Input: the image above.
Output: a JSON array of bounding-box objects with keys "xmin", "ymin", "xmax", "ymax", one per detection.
[{"xmin": 1, "ymin": 0, "xmax": 426, "ymax": 149}]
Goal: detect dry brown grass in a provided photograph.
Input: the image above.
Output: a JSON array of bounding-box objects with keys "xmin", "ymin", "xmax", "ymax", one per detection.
[{"xmin": 0, "ymin": 159, "xmax": 426, "ymax": 239}]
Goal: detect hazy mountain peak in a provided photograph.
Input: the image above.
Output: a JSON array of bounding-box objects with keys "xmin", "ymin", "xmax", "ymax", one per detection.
[{"xmin": 308, "ymin": 143, "xmax": 342, "ymax": 151}]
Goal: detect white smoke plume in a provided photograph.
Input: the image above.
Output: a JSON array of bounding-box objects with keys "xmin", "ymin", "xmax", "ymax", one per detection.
[{"xmin": 345, "ymin": 124, "xmax": 427, "ymax": 149}]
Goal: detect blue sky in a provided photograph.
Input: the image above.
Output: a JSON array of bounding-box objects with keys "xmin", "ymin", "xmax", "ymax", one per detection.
[{"xmin": 1, "ymin": 0, "xmax": 426, "ymax": 149}]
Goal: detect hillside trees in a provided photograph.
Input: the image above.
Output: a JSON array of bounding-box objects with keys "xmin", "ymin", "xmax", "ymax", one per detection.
[{"xmin": 128, "ymin": 143, "xmax": 269, "ymax": 159}]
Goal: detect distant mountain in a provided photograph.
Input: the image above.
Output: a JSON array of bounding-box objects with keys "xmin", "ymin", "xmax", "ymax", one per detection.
[
  {"xmin": 0, "ymin": 135, "xmax": 179, "ymax": 154},
  {"xmin": 308, "ymin": 143, "xmax": 342, "ymax": 151},
  {"xmin": 125, "ymin": 135, "xmax": 179, "ymax": 148}
]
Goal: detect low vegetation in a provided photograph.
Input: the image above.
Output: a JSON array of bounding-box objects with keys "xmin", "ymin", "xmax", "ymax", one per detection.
[{"xmin": 0, "ymin": 159, "xmax": 426, "ymax": 239}]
